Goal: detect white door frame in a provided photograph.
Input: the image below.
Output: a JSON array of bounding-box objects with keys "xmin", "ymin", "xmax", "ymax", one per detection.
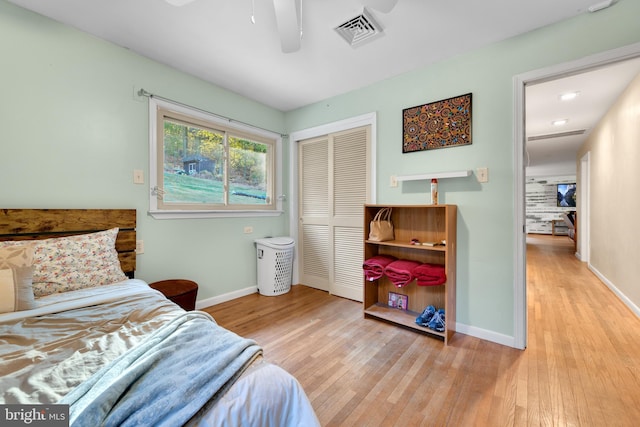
[
  {"xmin": 513, "ymin": 42, "xmax": 640, "ymax": 350},
  {"xmin": 288, "ymin": 113, "xmax": 377, "ymax": 285},
  {"xmin": 579, "ymin": 152, "xmax": 590, "ymax": 263}
]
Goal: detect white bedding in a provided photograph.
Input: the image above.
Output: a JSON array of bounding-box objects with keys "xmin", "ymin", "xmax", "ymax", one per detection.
[
  {"xmin": 0, "ymin": 279, "xmax": 152, "ymax": 322},
  {"xmin": 0, "ymin": 280, "xmax": 320, "ymax": 426},
  {"xmin": 192, "ymin": 361, "xmax": 318, "ymax": 427}
]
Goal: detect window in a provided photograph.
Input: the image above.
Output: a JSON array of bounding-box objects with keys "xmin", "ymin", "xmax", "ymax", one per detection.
[{"xmin": 148, "ymin": 98, "xmax": 282, "ymax": 219}]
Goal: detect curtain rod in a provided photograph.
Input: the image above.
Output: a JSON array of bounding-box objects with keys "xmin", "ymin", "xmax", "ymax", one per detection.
[{"xmin": 137, "ymin": 88, "xmax": 287, "ymax": 138}]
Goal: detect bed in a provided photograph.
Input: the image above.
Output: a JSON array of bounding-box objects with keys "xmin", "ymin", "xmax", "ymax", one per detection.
[{"xmin": 0, "ymin": 209, "xmax": 319, "ymax": 426}]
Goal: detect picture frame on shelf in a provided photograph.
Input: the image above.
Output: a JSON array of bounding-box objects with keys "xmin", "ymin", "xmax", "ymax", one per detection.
[{"xmin": 388, "ymin": 292, "xmax": 408, "ymax": 310}]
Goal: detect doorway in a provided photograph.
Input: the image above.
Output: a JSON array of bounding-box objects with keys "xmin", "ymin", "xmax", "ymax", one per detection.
[{"xmin": 514, "ymin": 42, "xmax": 640, "ymax": 350}]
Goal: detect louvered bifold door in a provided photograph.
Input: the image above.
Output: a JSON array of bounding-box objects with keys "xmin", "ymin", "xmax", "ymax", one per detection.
[
  {"xmin": 298, "ymin": 126, "xmax": 370, "ymax": 301},
  {"xmin": 299, "ymin": 137, "xmax": 331, "ymax": 291},
  {"xmin": 331, "ymin": 126, "xmax": 369, "ymax": 301}
]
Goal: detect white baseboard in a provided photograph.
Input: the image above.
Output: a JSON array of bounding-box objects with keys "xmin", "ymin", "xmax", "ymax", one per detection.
[
  {"xmin": 454, "ymin": 323, "xmax": 517, "ymax": 348},
  {"xmin": 588, "ymin": 264, "xmax": 640, "ymax": 318},
  {"xmin": 195, "ymin": 286, "xmax": 257, "ymax": 310},
  {"xmin": 455, "ymin": 262, "xmax": 640, "ymax": 349}
]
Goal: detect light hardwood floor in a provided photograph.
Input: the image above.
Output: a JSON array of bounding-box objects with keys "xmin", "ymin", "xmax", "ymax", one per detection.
[{"xmin": 204, "ymin": 235, "xmax": 640, "ymax": 426}]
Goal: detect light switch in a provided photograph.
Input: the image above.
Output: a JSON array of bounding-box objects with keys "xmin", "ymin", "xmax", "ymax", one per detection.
[
  {"xmin": 390, "ymin": 175, "xmax": 398, "ymax": 187},
  {"xmin": 476, "ymin": 167, "xmax": 488, "ymax": 183},
  {"xmin": 133, "ymin": 169, "xmax": 144, "ymax": 184}
]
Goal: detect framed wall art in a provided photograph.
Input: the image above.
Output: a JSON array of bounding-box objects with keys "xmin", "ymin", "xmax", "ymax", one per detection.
[{"xmin": 402, "ymin": 93, "xmax": 472, "ymax": 153}]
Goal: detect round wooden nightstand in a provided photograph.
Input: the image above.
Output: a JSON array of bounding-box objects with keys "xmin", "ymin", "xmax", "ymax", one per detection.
[{"xmin": 149, "ymin": 279, "xmax": 198, "ymax": 311}]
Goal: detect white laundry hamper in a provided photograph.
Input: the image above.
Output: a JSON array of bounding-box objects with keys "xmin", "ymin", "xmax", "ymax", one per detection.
[{"xmin": 255, "ymin": 237, "xmax": 295, "ymax": 296}]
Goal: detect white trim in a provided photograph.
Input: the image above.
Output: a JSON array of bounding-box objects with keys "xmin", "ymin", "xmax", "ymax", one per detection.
[
  {"xmin": 288, "ymin": 112, "xmax": 377, "ymax": 284},
  {"xmin": 513, "ymin": 41, "xmax": 640, "ymax": 350},
  {"xmin": 148, "ymin": 210, "xmax": 283, "ymax": 219},
  {"xmin": 513, "ymin": 75, "xmax": 527, "ymax": 350},
  {"xmin": 588, "ymin": 265, "xmax": 640, "ymax": 318},
  {"xmin": 454, "ymin": 322, "xmax": 516, "ymax": 348},
  {"xmin": 515, "ymin": 42, "xmax": 640, "ymax": 86},
  {"xmin": 195, "ymin": 286, "xmax": 257, "ymax": 309},
  {"xmin": 150, "ymin": 97, "xmax": 281, "ymax": 140},
  {"xmin": 147, "ymin": 97, "xmax": 284, "ymax": 219},
  {"xmin": 579, "ymin": 152, "xmax": 590, "ymax": 262},
  {"xmin": 195, "ymin": 282, "xmax": 313, "ymax": 310}
]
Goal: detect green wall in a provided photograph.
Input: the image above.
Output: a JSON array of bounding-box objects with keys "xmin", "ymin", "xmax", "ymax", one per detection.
[
  {"xmin": 2, "ymin": 0, "xmax": 640, "ymax": 342},
  {"xmin": 285, "ymin": 1, "xmax": 640, "ymax": 339},
  {"xmin": 0, "ymin": 0, "xmax": 288, "ymax": 300}
]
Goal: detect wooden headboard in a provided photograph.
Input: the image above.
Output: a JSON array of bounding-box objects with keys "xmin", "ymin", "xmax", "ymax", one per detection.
[{"xmin": 0, "ymin": 209, "xmax": 137, "ymax": 277}]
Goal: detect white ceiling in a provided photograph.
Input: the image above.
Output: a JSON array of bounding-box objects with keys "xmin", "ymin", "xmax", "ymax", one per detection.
[
  {"xmin": 525, "ymin": 57, "xmax": 640, "ymax": 174},
  {"xmin": 7, "ymin": 0, "xmax": 639, "ymax": 174},
  {"xmin": 8, "ymin": 0, "xmax": 609, "ymax": 112}
]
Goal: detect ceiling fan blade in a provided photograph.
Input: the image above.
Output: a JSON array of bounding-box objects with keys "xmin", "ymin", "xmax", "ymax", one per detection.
[
  {"xmin": 165, "ymin": 0, "xmax": 197, "ymax": 6},
  {"xmin": 361, "ymin": 0, "xmax": 399, "ymax": 13},
  {"xmin": 273, "ymin": 0, "xmax": 301, "ymax": 53}
]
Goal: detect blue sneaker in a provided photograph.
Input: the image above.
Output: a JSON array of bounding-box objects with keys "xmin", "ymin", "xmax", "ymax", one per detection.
[
  {"xmin": 428, "ymin": 309, "xmax": 445, "ymax": 332},
  {"xmin": 415, "ymin": 305, "xmax": 436, "ymax": 327}
]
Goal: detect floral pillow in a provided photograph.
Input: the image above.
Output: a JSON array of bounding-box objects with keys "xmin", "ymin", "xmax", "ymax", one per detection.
[
  {"xmin": 0, "ymin": 245, "xmax": 36, "ymax": 313},
  {"xmin": 0, "ymin": 228, "xmax": 127, "ymax": 297}
]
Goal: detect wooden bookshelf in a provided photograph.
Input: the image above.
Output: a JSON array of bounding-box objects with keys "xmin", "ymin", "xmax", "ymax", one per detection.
[{"xmin": 363, "ymin": 204, "xmax": 456, "ymax": 344}]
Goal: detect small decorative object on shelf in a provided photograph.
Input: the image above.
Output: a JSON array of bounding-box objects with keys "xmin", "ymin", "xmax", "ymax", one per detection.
[
  {"xmin": 421, "ymin": 240, "xmax": 446, "ymax": 247},
  {"xmin": 388, "ymin": 292, "xmax": 408, "ymax": 310},
  {"xmin": 430, "ymin": 178, "xmax": 438, "ymax": 205}
]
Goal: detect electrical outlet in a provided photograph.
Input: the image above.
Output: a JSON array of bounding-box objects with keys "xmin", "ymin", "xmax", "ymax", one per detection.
[
  {"xmin": 390, "ymin": 175, "xmax": 398, "ymax": 188},
  {"xmin": 476, "ymin": 167, "xmax": 489, "ymax": 183},
  {"xmin": 243, "ymin": 226, "xmax": 253, "ymax": 234},
  {"xmin": 136, "ymin": 240, "xmax": 144, "ymax": 254}
]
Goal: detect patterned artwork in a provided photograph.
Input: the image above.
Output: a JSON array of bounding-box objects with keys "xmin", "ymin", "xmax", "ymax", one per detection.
[{"xmin": 402, "ymin": 93, "xmax": 472, "ymax": 153}]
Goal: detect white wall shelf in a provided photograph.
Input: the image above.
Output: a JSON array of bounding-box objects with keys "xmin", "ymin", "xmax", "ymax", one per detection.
[{"xmin": 396, "ymin": 170, "xmax": 472, "ymax": 182}]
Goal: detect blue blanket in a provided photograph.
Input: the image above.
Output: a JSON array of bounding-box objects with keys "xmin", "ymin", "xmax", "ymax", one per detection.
[{"xmin": 60, "ymin": 311, "xmax": 262, "ymax": 427}]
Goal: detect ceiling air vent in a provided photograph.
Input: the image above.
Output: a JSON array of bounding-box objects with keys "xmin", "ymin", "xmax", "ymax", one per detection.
[
  {"xmin": 334, "ymin": 8, "xmax": 384, "ymax": 48},
  {"xmin": 527, "ymin": 129, "xmax": 587, "ymax": 141}
]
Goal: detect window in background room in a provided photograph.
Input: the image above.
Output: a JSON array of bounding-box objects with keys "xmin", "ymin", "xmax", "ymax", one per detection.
[{"xmin": 148, "ymin": 98, "xmax": 282, "ymax": 218}]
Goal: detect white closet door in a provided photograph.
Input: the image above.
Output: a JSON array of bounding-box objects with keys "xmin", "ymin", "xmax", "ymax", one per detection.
[
  {"xmin": 299, "ymin": 136, "xmax": 330, "ymax": 291},
  {"xmin": 299, "ymin": 126, "xmax": 370, "ymax": 301},
  {"xmin": 331, "ymin": 127, "xmax": 369, "ymax": 300}
]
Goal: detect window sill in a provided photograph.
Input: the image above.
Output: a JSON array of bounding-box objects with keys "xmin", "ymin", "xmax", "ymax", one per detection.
[{"xmin": 148, "ymin": 210, "xmax": 284, "ymax": 220}]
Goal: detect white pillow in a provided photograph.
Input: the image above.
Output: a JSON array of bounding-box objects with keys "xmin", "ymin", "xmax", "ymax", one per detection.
[
  {"xmin": 0, "ymin": 243, "xmax": 33, "ymax": 269},
  {"xmin": 0, "ymin": 244, "xmax": 36, "ymax": 313}
]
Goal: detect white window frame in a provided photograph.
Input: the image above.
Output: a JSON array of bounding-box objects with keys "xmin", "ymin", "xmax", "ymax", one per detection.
[{"xmin": 148, "ymin": 97, "xmax": 283, "ymax": 219}]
